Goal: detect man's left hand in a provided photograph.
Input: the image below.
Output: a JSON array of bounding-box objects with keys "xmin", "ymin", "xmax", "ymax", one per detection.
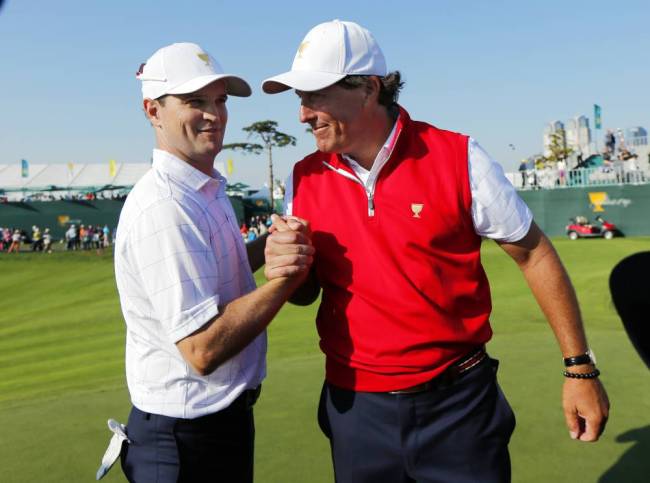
[{"xmin": 562, "ymin": 376, "xmax": 609, "ymax": 442}]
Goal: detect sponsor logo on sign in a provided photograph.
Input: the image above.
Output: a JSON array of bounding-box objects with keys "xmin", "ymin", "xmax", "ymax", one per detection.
[{"xmin": 588, "ymin": 192, "xmax": 632, "ymax": 212}]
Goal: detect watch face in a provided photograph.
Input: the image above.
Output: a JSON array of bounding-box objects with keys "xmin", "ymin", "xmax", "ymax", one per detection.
[{"xmin": 587, "ymin": 349, "xmax": 597, "ymax": 365}]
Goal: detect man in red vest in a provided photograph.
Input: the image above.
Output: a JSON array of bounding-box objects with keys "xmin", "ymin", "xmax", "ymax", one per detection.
[{"xmin": 263, "ymin": 20, "xmax": 609, "ymax": 483}]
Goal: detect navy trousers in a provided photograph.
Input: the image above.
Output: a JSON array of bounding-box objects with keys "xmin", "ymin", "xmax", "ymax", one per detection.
[
  {"xmin": 120, "ymin": 389, "xmax": 258, "ymax": 483},
  {"xmin": 318, "ymin": 358, "xmax": 516, "ymax": 483}
]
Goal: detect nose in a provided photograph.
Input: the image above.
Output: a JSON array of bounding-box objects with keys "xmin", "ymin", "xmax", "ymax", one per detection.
[
  {"xmin": 203, "ymin": 103, "xmax": 224, "ymax": 125},
  {"xmin": 299, "ymin": 103, "xmax": 316, "ymax": 124}
]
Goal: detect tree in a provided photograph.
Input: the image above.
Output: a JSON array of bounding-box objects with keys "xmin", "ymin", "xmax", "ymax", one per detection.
[
  {"xmin": 223, "ymin": 121, "xmax": 296, "ymax": 213},
  {"xmin": 545, "ymin": 129, "xmax": 573, "ymax": 167}
]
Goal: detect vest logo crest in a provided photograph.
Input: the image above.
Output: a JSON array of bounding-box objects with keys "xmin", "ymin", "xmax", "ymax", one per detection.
[{"xmin": 411, "ymin": 203, "xmax": 424, "ymax": 218}]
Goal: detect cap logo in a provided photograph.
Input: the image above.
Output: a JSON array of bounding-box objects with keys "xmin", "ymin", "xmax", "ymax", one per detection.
[
  {"xmin": 197, "ymin": 53, "xmax": 210, "ymax": 66},
  {"xmin": 296, "ymin": 41, "xmax": 310, "ymax": 59},
  {"xmin": 136, "ymin": 63, "xmax": 146, "ymax": 78}
]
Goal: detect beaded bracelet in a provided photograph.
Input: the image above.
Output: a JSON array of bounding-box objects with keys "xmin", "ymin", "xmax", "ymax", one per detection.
[{"xmin": 563, "ymin": 368, "xmax": 600, "ymax": 379}]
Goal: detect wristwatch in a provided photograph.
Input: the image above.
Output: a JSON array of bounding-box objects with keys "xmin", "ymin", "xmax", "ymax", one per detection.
[{"xmin": 563, "ymin": 348, "xmax": 597, "ymax": 367}]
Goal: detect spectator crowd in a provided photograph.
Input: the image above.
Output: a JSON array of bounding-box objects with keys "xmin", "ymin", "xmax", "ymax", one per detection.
[
  {"xmin": 0, "ymin": 224, "xmax": 113, "ymax": 253},
  {"xmin": 517, "ymin": 148, "xmax": 647, "ymax": 190},
  {"xmin": 1, "ymin": 191, "xmax": 128, "ymax": 204},
  {"xmin": 64, "ymin": 224, "xmax": 112, "ymax": 251},
  {"xmin": 2, "ymin": 215, "xmax": 278, "ymax": 253},
  {"xmin": 240, "ymin": 215, "xmax": 272, "ymax": 243}
]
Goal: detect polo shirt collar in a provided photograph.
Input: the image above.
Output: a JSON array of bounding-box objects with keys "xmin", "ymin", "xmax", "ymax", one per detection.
[
  {"xmin": 152, "ymin": 149, "xmax": 223, "ymax": 192},
  {"xmin": 340, "ymin": 106, "xmax": 405, "ymax": 173}
]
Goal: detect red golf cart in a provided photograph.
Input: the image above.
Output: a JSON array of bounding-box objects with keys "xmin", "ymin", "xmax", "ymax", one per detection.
[{"xmin": 566, "ymin": 216, "xmax": 621, "ymax": 240}]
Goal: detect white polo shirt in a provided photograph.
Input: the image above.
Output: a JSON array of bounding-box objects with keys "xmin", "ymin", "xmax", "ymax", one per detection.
[{"xmin": 115, "ymin": 149, "xmax": 266, "ymax": 419}]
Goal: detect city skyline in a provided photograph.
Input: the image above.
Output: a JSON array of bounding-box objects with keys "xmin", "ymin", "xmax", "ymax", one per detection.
[
  {"xmin": 543, "ymin": 113, "xmax": 646, "ymax": 162},
  {"xmin": 1, "ymin": 1, "xmax": 649, "ymax": 188}
]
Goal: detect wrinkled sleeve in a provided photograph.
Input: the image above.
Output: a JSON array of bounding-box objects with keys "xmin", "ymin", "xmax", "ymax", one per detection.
[{"xmin": 469, "ymin": 138, "xmax": 533, "ymax": 242}]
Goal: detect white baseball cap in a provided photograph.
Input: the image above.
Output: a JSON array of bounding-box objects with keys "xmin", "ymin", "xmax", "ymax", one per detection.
[
  {"xmin": 137, "ymin": 42, "xmax": 251, "ymax": 99},
  {"xmin": 262, "ymin": 20, "xmax": 387, "ymax": 94}
]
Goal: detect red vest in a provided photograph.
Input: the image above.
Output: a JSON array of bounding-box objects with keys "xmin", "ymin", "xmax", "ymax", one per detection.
[{"xmin": 291, "ymin": 108, "xmax": 492, "ymax": 391}]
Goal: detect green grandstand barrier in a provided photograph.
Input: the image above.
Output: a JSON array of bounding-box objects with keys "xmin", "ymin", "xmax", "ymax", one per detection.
[
  {"xmin": 519, "ymin": 184, "xmax": 650, "ymax": 236},
  {"xmin": 0, "ymin": 197, "xmax": 247, "ymax": 239},
  {"xmin": 2, "ymin": 185, "xmax": 649, "ymax": 239}
]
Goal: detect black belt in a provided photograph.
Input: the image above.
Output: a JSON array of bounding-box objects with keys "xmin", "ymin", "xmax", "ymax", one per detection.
[
  {"xmin": 229, "ymin": 385, "xmax": 262, "ymax": 410},
  {"xmin": 388, "ymin": 347, "xmax": 488, "ymax": 395},
  {"xmin": 191, "ymin": 385, "xmax": 262, "ymax": 417},
  {"xmin": 137, "ymin": 385, "xmax": 262, "ymax": 423}
]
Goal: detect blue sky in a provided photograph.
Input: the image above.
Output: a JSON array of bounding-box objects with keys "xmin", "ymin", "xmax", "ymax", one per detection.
[{"xmin": 1, "ymin": 0, "xmax": 648, "ymax": 187}]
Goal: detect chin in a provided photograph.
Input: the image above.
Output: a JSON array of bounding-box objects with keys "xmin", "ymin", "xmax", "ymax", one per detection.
[
  {"xmin": 316, "ymin": 139, "xmax": 334, "ymax": 153},
  {"xmin": 192, "ymin": 150, "xmax": 217, "ymax": 164},
  {"xmin": 202, "ymin": 144, "xmax": 222, "ymax": 157}
]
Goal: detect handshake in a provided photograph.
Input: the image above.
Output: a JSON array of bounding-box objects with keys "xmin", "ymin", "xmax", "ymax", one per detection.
[{"xmin": 263, "ymin": 214, "xmax": 315, "ymax": 288}]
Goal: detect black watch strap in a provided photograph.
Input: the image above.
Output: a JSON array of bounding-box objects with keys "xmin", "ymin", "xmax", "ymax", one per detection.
[{"xmin": 563, "ymin": 353, "xmax": 592, "ymax": 367}]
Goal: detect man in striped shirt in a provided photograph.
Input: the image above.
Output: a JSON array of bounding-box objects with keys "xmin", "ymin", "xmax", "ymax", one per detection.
[{"xmin": 114, "ymin": 42, "xmax": 313, "ymax": 483}]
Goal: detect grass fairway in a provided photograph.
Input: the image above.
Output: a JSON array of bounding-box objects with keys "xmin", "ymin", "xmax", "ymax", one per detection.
[{"xmin": 1, "ymin": 238, "xmax": 649, "ymax": 482}]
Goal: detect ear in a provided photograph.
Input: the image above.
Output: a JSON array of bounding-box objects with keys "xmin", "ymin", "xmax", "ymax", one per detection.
[
  {"xmin": 143, "ymin": 98, "xmax": 161, "ymax": 126},
  {"xmin": 364, "ymin": 76, "xmax": 382, "ymax": 105}
]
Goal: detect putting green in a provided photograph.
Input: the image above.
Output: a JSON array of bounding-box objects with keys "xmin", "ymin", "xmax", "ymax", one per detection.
[{"xmin": 1, "ymin": 238, "xmax": 648, "ymax": 482}]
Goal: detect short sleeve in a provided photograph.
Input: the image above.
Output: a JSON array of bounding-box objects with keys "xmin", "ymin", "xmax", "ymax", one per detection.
[
  {"xmin": 469, "ymin": 138, "xmax": 533, "ymax": 242},
  {"xmin": 125, "ymin": 197, "xmax": 221, "ymax": 343},
  {"xmin": 284, "ymin": 171, "xmax": 294, "ymax": 216}
]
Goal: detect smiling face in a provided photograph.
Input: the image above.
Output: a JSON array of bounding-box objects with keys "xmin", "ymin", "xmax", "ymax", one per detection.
[
  {"xmin": 145, "ymin": 80, "xmax": 228, "ymax": 173},
  {"xmin": 297, "ymin": 83, "xmax": 372, "ymax": 156}
]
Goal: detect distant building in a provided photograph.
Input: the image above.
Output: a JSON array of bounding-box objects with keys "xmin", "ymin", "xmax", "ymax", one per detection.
[
  {"xmin": 626, "ymin": 126, "xmax": 647, "ymax": 147},
  {"xmin": 565, "ymin": 115, "xmax": 592, "ymax": 155},
  {"xmin": 543, "ymin": 120, "xmax": 565, "ymax": 157}
]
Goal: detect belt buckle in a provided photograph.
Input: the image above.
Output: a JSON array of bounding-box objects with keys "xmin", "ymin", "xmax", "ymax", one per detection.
[
  {"xmin": 387, "ymin": 347, "xmax": 487, "ymax": 395},
  {"xmin": 388, "ymin": 382, "xmax": 429, "ymax": 395},
  {"xmin": 456, "ymin": 347, "xmax": 487, "ymax": 375}
]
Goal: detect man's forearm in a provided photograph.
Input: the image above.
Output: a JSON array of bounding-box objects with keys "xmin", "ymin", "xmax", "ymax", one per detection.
[
  {"xmin": 289, "ymin": 267, "xmax": 320, "ymax": 305},
  {"xmin": 500, "ymin": 223, "xmax": 588, "ymax": 356},
  {"xmin": 500, "ymin": 222, "xmax": 609, "ymax": 442},
  {"xmin": 246, "ymin": 233, "xmax": 269, "ymax": 273},
  {"xmin": 177, "ymin": 276, "xmax": 302, "ymax": 375}
]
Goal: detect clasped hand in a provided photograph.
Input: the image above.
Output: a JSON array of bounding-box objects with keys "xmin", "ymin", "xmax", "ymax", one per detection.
[{"xmin": 264, "ymin": 214, "xmax": 314, "ymax": 282}]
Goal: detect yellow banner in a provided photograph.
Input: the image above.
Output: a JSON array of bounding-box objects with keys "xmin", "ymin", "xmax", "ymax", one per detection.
[
  {"xmin": 109, "ymin": 159, "xmax": 117, "ymax": 178},
  {"xmin": 227, "ymin": 158, "xmax": 234, "ymax": 175}
]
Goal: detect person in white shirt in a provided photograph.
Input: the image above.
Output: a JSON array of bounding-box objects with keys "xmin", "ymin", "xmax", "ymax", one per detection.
[
  {"xmin": 42, "ymin": 228, "xmax": 52, "ymax": 253},
  {"xmin": 7, "ymin": 228, "xmax": 21, "ymax": 253},
  {"xmin": 114, "ymin": 42, "xmax": 313, "ymax": 483},
  {"xmin": 65, "ymin": 224, "xmax": 77, "ymax": 251}
]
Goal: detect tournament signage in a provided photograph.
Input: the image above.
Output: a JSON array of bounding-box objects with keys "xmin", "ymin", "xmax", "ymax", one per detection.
[{"xmin": 588, "ymin": 192, "xmax": 632, "ymax": 212}]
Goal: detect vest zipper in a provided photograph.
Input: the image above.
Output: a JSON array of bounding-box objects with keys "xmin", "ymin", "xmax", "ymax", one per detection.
[
  {"xmin": 321, "ymin": 127, "xmax": 402, "ymax": 219},
  {"xmin": 322, "ymin": 161, "xmax": 377, "ymax": 218}
]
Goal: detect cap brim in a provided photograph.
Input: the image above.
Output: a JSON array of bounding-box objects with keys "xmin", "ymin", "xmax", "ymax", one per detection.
[
  {"xmin": 262, "ymin": 70, "xmax": 346, "ymax": 94},
  {"xmin": 167, "ymin": 74, "xmax": 252, "ymax": 97}
]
